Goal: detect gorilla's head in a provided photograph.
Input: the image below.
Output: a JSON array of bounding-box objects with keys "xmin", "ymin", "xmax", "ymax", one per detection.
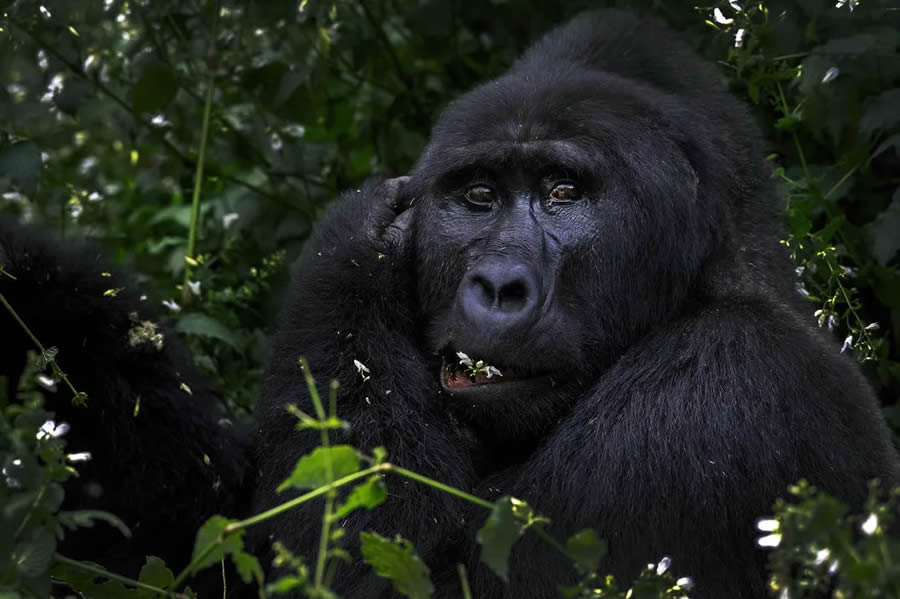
[{"xmin": 404, "ymin": 12, "xmax": 776, "ymax": 441}]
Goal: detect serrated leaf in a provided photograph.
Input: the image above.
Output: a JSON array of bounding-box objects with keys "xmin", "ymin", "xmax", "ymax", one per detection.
[
  {"xmin": 276, "ymin": 445, "xmax": 360, "ymax": 492},
  {"xmin": 860, "ymin": 89, "xmax": 900, "ymax": 137},
  {"xmin": 866, "ymin": 189, "xmax": 900, "ymax": 265},
  {"xmin": 176, "ymin": 313, "xmax": 243, "ymax": 351},
  {"xmin": 134, "ymin": 556, "xmax": 174, "ymax": 597},
  {"xmin": 0, "ymin": 141, "xmax": 42, "ymax": 195},
  {"xmin": 333, "ymin": 475, "xmax": 387, "ymax": 519},
  {"xmin": 190, "ymin": 516, "xmax": 243, "ymax": 573},
  {"xmin": 233, "ymin": 550, "xmax": 264, "ymax": 587},
  {"xmin": 476, "ymin": 497, "xmax": 541, "ymax": 581},
  {"xmin": 15, "ymin": 526, "xmax": 56, "ymax": 577},
  {"xmin": 132, "ymin": 61, "xmax": 178, "ymax": 115},
  {"xmin": 565, "ymin": 529, "xmax": 607, "ymax": 573},
  {"xmin": 360, "ymin": 532, "xmax": 434, "ymax": 599}
]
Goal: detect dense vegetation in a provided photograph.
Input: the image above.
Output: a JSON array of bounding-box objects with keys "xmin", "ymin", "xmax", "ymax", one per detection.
[{"xmin": 1, "ymin": 0, "xmax": 898, "ymax": 597}]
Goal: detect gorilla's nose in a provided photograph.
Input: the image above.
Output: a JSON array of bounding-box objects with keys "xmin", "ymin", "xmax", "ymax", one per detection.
[{"xmin": 460, "ymin": 260, "xmax": 539, "ymax": 332}]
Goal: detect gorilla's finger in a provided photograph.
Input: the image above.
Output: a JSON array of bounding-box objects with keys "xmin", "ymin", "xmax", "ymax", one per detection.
[
  {"xmin": 382, "ymin": 207, "xmax": 414, "ymax": 249},
  {"xmin": 376, "ymin": 176, "xmax": 411, "ymax": 213}
]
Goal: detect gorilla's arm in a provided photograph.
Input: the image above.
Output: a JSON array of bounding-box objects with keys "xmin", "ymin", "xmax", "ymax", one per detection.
[
  {"xmin": 470, "ymin": 299, "xmax": 899, "ymax": 599},
  {"xmin": 252, "ymin": 179, "xmax": 474, "ymax": 596}
]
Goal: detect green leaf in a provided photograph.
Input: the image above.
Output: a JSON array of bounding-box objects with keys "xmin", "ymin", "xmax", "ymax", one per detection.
[
  {"xmin": 333, "ymin": 475, "xmax": 387, "ymax": 519},
  {"xmin": 276, "ymin": 445, "xmax": 360, "ymax": 492},
  {"xmin": 132, "ymin": 61, "xmax": 178, "ymax": 115},
  {"xmin": 190, "ymin": 516, "xmax": 243, "ymax": 573},
  {"xmin": 134, "ymin": 556, "xmax": 174, "ymax": 598},
  {"xmin": 866, "ymin": 188, "xmax": 900, "ymax": 265},
  {"xmin": 860, "ymin": 89, "xmax": 900, "ymax": 137},
  {"xmin": 360, "ymin": 532, "xmax": 434, "ymax": 599},
  {"xmin": 58, "ymin": 509, "xmax": 132, "ymax": 538},
  {"xmin": 565, "ymin": 529, "xmax": 607, "ymax": 573},
  {"xmin": 15, "ymin": 527, "xmax": 56, "ymax": 578},
  {"xmin": 476, "ymin": 497, "xmax": 543, "ymax": 581},
  {"xmin": 176, "ymin": 313, "xmax": 243, "ymax": 351},
  {"xmin": 232, "ymin": 550, "xmax": 264, "ymax": 587},
  {"xmin": 0, "ymin": 141, "xmax": 42, "ymax": 195}
]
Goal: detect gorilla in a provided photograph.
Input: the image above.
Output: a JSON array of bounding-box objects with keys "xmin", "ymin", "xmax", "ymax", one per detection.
[
  {"xmin": 0, "ymin": 218, "xmax": 254, "ymax": 583},
  {"xmin": 0, "ymin": 9, "xmax": 897, "ymax": 599},
  {"xmin": 252, "ymin": 9, "xmax": 900, "ymax": 599}
]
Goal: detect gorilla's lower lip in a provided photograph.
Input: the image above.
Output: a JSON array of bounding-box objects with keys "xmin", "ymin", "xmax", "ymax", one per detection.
[{"xmin": 439, "ymin": 355, "xmax": 551, "ymax": 397}]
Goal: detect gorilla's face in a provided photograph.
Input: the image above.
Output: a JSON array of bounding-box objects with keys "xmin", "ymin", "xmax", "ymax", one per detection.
[{"xmin": 407, "ymin": 69, "xmax": 716, "ymax": 435}]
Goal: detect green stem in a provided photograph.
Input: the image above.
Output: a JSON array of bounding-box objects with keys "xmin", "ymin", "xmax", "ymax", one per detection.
[
  {"xmin": 55, "ymin": 554, "xmax": 190, "ymax": 598},
  {"xmin": 181, "ymin": 79, "xmax": 215, "ymax": 306},
  {"xmin": 390, "ymin": 465, "xmax": 494, "ymax": 509},
  {"xmin": 0, "ymin": 292, "xmax": 83, "ymax": 402},
  {"xmin": 458, "ymin": 564, "xmax": 473, "ymax": 599},
  {"xmin": 824, "ymin": 164, "xmax": 859, "ymax": 200}
]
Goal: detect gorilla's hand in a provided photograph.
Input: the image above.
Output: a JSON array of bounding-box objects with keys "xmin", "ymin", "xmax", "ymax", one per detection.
[{"xmin": 252, "ymin": 178, "xmax": 474, "ymax": 597}]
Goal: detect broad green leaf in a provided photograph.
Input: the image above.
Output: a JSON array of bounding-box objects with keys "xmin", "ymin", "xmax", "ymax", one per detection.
[
  {"xmin": 15, "ymin": 527, "xmax": 55, "ymax": 577},
  {"xmin": 0, "ymin": 141, "xmax": 42, "ymax": 195},
  {"xmin": 476, "ymin": 497, "xmax": 544, "ymax": 581},
  {"xmin": 134, "ymin": 556, "xmax": 174, "ymax": 598},
  {"xmin": 360, "ymin": 532, "xmax": 434, "ymax": 599},
  {"xmin": 565, "ymin": 529, "xmax": 607, "ymax": 573},
  {"xmin": 276, "ymin": 445, "xmax": 360, "ymax": 492},
  {"xmin": 866, "ymin": 189, "xmax": 900, "ymax": 265},
  {"xmin": 333, "ymin": 475, "xmax": 387, "ymax": 519},
  {"xmin": 176, "ymin": 313, "xmax": 243, "ymax": 351},
  {"xmin": 132, "ymin": 61, "xmax": 178, "ymax": 115},
  {"xmin": 190, "ymin": 516, "xmax": 243, "ymax": 573},
  {"xmin": 232, "ymin": 550, "xmax": 264, "ymax": 586}
]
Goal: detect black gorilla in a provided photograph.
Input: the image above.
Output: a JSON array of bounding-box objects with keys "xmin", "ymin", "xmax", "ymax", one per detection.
[
  {"xmin": 252, "ymin": 10, "xmax": 900, "ymax": 599},
  {"xmin": 0, "ymin": 219, "xmax": 254, "ymax": 580},
  {"xmin": 1, "ymin": 9, "xmax": 898, "ymax": 599}
]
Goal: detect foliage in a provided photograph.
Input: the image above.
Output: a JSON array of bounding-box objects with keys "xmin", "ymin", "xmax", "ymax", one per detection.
[{"xmin": 1, "ymin": 0, "xmax": 899, "ymax": 598}]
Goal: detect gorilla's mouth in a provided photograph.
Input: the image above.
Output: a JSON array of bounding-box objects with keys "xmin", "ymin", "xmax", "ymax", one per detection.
[{"xmin": 439, "ymin": 349, "xmax": 549, "ymax": 393}]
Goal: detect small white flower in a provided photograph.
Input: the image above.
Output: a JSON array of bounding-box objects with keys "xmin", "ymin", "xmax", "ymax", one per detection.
[
  {"xmin": 821, "ymin": 67, "xmax": 839, "ymax": 84},
  {"xmin": 353, "ymin": 359, "xmax": 371, "ymax": 381},
  {"xmin": 656, "ymin": 556, "xmax": 671, "ymax": 575},
  {"xmin": 835, "ymin": 0, "xmax": 859, "ymax": 11},
  {"xmin": 865, "ymin": 322, "xmax": 880, "ymax": 331},
  {"xmin": 37, "ymin": 419, "xmax": 70, "ymax": 440},
  {"xmin": 187, "ymin": 280, "xmax": 202, "ymax": 296},
  {"xmin": 222, "ymin": 212, "xmax": 239, "ymax": 229},
  {"xmin": 757, "ymin": 533, "xmax": 782, "ymax": 548},
  {"xmin": 757, "ymin": 518, "xmax": 780, "ymax": 532},
  {"xmin": 37, "ymin": 374, "xmax": 58, "ymax": 392},
  {"xmin": 734, "ymin": 28, "xmax": 746, "ymax": 48},
  {"xmin": 67, "ymin": 452, "xmax": 92, "ymax": 463},
  {"xmin": 729, "ymin": 0, "xmax": 742, "ymax": 10},
  {"xmin": 484, "ymin": 365, "xmax": 503, "ymax": 378},
  {"xmin": 161, "ymin": 299, "xmax": 181, "ymax": 312},
  {"xmin": 814, "ymin": 548, "xmax": 831, "ymax": 565},
  {"xmin": 39, "ymin": 5, "xmax": 52, "ymax": 18},
  {"xmin": 828, "ymin": 559, "xmax": 840, "ymax": 574},
  {"xmin": 861, "ymin": 513, "xmax": 878, "ymax": 535},
  {"xmin": 841, "ymin": 335, "xmax": 853, "ymax": 353},
  {"xmin": 827, "ymin": 314, "xmax": 838, "ymax": 332},
  {"xmin": 456, "ymin": 351, "xmax": 473, "ymax": 367},
  {"xmin": 676, "ymin": 577, "xmax": 694, "ymax": 590},
  {"xmin": 713, "ymin": 8, "xmax": 734, "ymax": 24}
]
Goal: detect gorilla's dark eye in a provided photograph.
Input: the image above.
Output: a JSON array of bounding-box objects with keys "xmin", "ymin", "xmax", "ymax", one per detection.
[
  {"xmin": 464, "ymin": 185, "xmax": 496, "ymax": 208},
  {"xmin": 548, "ymin": 183, "xmax": 580, "ymax": 205}
]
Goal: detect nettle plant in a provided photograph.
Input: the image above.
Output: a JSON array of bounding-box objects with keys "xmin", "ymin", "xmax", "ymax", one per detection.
[{"xmin": 703, "ymin": 0, "xmax": 900, "ymax": 387}]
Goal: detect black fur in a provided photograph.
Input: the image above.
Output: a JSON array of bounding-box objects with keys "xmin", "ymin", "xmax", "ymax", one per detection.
[
  {"xmin": 253, "ymin": 10, "xmax": 900, "ymax": 599},
  {"xmin": 0, "ymin": 218, "xmax": 254, "ymax": 580}
]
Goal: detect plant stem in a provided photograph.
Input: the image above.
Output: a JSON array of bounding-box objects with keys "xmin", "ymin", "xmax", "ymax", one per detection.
[
  {"xmin": 181, "ymin": 78, "xmax": 215, "ymax": 306},
  {"xmin": 390, "ymin": 465, "xmax": 494, "ymax": 509},
  {"xmin": 458, "ymin": 564, "xmax": 473, "ymax": 599}
]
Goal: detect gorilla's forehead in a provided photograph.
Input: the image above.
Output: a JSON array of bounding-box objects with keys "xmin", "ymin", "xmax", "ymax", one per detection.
[{"xmin": 414, "ymin": 67, "xmax": 679, "ymax": 180}]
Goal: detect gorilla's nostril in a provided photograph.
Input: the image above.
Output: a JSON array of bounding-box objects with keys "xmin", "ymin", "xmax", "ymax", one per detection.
[
  {"xmin": 498, "ymin": 280, "xmax": 528, "ymax": 313},
  {"xmin": 472, "ymin": 275, "xmax": 496, "ymax": 306}
]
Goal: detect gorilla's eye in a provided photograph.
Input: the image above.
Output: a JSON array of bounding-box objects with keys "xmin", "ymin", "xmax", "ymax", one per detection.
[
  {"xmin": 464, "ymin": 185, "xmax": 496, "ymax": 208},
  {"xmin": 548, "ymin": 183, "xmax": 580, "ymax": 205}
]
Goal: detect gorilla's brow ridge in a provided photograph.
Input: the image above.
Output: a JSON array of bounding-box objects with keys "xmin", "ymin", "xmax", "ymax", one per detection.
[{"xmin": 441, "ymin": 138, "xmax": 602, "ymax": 176}]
